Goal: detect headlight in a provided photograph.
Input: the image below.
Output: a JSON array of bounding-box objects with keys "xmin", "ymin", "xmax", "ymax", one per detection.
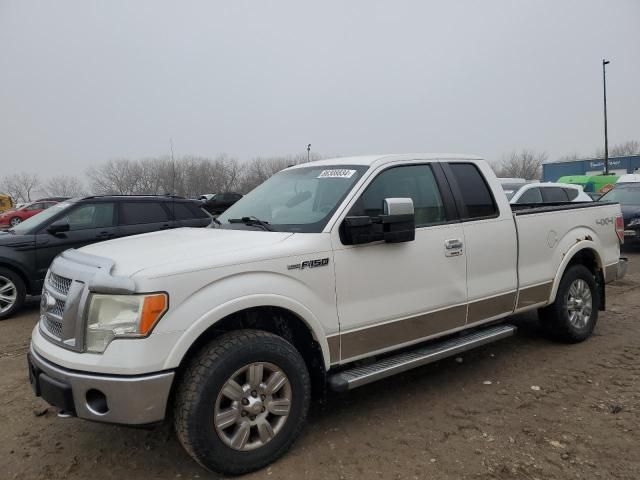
[
  {"xmin": 86, "ymin": 293, "xmax": 168, "ymax": 353},
  {"xmin": 627, "ymin": 218, "xmax": 640, "ymax": 227}
]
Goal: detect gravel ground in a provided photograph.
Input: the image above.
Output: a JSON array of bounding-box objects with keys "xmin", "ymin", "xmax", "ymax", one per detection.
[{"xmin": 1, "ymin": 252, "xmax": 639, "ymax": 479}]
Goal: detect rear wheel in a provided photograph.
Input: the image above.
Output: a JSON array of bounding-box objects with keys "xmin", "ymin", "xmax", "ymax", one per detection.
[
  {"xmin": 0, "ymin": 268, "xmax": 26, "ymax": 320},
  {"xmin": 174, "ymin": 330, "xmax": 310, "ymax": 475},
  {"xmin": 538, "ymin": 264, "xmax": 599, "ymax": 343}
]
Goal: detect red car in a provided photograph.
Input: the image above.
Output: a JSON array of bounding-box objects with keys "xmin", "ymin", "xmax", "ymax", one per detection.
[{"xmin": 0, "ymin": 201, "xmax": 58, "ymax": 228}]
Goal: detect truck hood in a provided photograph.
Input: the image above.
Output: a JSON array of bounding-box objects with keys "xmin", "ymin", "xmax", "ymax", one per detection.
[{"xmin": 78, "ymin": 227, "xmax": 294, "ymax": 277}]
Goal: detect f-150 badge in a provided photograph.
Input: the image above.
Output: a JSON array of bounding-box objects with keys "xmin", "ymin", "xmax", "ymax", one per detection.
[{"xmin": 287, "ymin": 258, "xmax": 330, "ymax": 270}]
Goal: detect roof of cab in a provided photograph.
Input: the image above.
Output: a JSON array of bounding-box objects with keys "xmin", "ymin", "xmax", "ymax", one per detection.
[{"xmin": 289, "ymin": 153, "xmax": 483, "ymax": 169}]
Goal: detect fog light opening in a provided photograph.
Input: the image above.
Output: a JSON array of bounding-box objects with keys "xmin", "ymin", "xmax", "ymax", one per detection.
[{"xmin": 86, "ymin": 389, "xmax": 109, "ymax": 415}]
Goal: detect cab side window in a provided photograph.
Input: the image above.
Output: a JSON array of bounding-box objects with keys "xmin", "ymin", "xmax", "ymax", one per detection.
[{"xmin": 348, "ymin": 165, "xmax": 447, "ymax": 227}]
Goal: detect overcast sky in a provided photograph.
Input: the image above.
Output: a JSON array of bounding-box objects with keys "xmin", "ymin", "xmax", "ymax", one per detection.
[{"xmin": 1, "ymin": 0, "xmax": 639, "ymax": 177}]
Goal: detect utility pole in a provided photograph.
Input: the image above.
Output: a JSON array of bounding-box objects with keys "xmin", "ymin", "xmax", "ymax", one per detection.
[
  {"xmin": 307, "ymin": 144, "xmax": 311, "ymax": 163},
  {"xmin": 602, "ymin": 59, "xmax": 610, "ymax": 175}
]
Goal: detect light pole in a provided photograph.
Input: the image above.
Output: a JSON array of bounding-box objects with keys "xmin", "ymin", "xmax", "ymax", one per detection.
[
  {"xmin": 602, "ymin": 59, "xmax": 610, "ymax": 175},
  {"xmin": 307, "ymin": 144, "xmax": 311, "ymax": 163}
]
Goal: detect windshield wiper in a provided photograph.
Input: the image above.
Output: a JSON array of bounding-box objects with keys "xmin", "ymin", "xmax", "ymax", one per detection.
[{"xmin": 228, "ymin": 216, "xmax": 274, "ymax": 231}]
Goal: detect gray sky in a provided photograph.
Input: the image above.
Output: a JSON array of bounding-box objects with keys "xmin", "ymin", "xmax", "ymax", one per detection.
[{"xmin": 1, "ymin": 0, "xmax": 639, "ymax": 177}]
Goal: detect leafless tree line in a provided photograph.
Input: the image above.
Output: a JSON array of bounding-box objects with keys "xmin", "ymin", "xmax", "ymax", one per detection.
[
  {"xmin": 2, "ymin": 141, "xmax": 639, "ymax": 201},
  {"xmin": 496, "ymin": 139, "xmax": 640, "ymax": 180},
  {"xmin": 1, "ymin": 152, "xmax": 324, "ymax": 202}
]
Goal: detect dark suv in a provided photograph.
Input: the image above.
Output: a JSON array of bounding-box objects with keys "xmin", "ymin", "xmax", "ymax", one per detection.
[
  {"xmin": 202, "ymin": 192, "xmax": 243, "ymax": 215},
  {"xmin": 0, "ymin": 196, "xmax": 211, "ymax": 319}
]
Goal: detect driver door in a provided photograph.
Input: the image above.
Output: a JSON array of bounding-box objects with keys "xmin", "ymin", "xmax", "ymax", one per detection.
[
  {"xmin": 35, "ymin": 202, "xmax": 117, "ymax": 282},
  {"xmin": 331, "ymin": 163, "xmax": 468, "ymax": 363}
]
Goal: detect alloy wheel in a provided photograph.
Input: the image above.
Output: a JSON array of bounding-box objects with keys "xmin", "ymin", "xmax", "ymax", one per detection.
[
  {"xmin": 0, "ymin": 275, "xmax": 17, "ymax": 314},
  {"xmin": 214, "ymin": 362, "xmax": 292, "ymax": 451},
  {"xmin": 566, "ymin": 278, "xmax": 592, "ymax": 328}
]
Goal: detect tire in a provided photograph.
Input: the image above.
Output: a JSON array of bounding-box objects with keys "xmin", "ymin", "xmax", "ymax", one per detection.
[
  {"xmin": 9, "ymin": 217, "xmax": 22, "ymax": 226},
  {"xmin": 538, "ymin": 264, "xmax": 599, "ymax": 343},
  {"xmin": 174, "ymin": 330, "xmax": 311, "ymax": 475},
  {"xmin": 0, "ymin": 267, "xmax": 26, "ymax": 320}
]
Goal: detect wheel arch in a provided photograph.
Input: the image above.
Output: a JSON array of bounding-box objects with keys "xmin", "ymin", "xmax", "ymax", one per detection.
[
  {"xmin": 165, "ymin": 298, "xmax": 331, "ymax": 400},
  {"xmin": 548, "ymin": 242, "xmax": 604, "ymax": 305}
]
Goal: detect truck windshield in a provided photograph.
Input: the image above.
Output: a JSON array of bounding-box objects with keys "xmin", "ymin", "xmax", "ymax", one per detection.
[
  {"xmin": 9, "ymin": 201, "xmax": 73, "ymax": 234},
  {"xmin": 218, "ymin": 165, "xmax": 368, "ymax": 232}
]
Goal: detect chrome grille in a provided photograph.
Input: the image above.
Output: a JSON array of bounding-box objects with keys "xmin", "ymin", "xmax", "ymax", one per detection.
[
  {"xmin": 41, "ymin": 297, "xmax": 66, "ymax": 339},
  {"xmin": 48, "ymin": 272, "xmax": 72, "ymax": 295},
  {"xmin": 42, "ymin": 315, "xmax": 63, "ymax": 339}
]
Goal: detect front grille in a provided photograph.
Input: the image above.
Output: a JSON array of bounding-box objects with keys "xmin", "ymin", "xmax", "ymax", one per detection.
[
  {"xmin": 42, "ymin": 315, "xmax": 63, "ymax": 339},
  {"xmin": 48, "ymin": 272, "xmax": 72, "ymax": 296}
]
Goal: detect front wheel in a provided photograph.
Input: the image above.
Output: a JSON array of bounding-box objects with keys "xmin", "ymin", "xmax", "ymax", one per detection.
[
  {"xmin": 538, "ymin": 264, "xmax": 599, "ymax": 343},
  {"xmin": 9, "ymin": 217, "xmax": 22, "ymax": 227},
  {"xmin": 174, "ymin": 330, "xmax": 311, "ymax": 475}
]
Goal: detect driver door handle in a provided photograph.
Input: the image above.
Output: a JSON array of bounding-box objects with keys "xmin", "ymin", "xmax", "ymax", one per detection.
[{"xmin": 444, "ymin": 239, "xmax": 464, "ymax": 257}]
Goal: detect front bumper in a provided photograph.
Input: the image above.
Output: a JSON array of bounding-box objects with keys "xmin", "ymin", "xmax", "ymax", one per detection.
[{"xmin": 28, "ymin": 346, "xmax": 174, "ymax": 425}]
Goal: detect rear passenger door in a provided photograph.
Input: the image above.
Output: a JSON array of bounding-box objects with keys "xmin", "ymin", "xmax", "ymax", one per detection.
[
  {"xmin": 117, "ymin": 201, "xmax": 173, "ymax": 237},
  {"xmin": 444, "ymin": 162, "xmax": 518, "ymax": 324}
]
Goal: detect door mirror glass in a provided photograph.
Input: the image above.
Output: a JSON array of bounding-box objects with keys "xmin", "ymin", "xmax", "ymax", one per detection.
[
  {"xmin": 47, "ymin": 220, "xmax": 70, "ymax": 235},
  {"xmin": 341, "ymin": 197, "xmax": 415, "ymax": 245}
]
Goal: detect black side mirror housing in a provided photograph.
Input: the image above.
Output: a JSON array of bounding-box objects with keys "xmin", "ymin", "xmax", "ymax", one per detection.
[
  {"xmin": 341, "ymin": 198, "xmax": 416, "ymax": 245},
  {"xmin": 47, "ymin": 220, "xmax": 70, "ymax": 236}
]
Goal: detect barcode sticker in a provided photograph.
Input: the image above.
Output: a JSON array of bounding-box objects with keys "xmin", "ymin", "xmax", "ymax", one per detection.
[{"xmin": 317, "ymin": 169, "xmax": 356, "ymax": 179}]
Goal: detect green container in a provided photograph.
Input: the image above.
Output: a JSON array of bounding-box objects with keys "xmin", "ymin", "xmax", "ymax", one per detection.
[{"xmin": 557, "ymin": 175, "xmax": 619, "ymax": 193}]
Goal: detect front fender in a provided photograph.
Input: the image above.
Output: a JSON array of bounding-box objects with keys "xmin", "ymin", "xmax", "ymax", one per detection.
[{"xmin": 163, "ymin": 293, "xmax": 331, "ymax": 370}]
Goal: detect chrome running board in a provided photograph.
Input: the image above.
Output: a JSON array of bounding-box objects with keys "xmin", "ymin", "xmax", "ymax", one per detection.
[{"xmin": 328, "ymin": 324, "xmax": 517, "ymax": 392}]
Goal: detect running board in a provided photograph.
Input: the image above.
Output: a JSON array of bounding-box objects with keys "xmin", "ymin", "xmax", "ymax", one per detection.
[{"xmin": 328, "ymin": 324, "xmax": 517, "ymax": 392}]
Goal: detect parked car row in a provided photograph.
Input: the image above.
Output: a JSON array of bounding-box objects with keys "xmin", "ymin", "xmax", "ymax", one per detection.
[{"xmin": 0, "ymin": 195, "xmax": 211, "ymax": 318}]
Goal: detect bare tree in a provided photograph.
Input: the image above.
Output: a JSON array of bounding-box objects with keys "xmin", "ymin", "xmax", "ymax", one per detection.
[
  {"xmin": 0, "ymin": 173, "xmax": 41, "ymax": 202},
  {"xmin": 497, "ymin": 150, "xmax": 547, "ymax": 180},
  {"xmin": 86, "ymin": 158, "xmax": 144, "ymax": 195},
  {"xmin": 43, "ymin": 175, "xmax": 86, "ymax": 197},
  {"xmin": 594, "ymin": 140, "xmax": 640, "ymax": 159}
]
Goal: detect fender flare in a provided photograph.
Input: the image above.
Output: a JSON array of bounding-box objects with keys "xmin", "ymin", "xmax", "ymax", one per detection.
[
  {"xmin": 548, "ymin": 240, "xmax": 603, "ymax": 304},
  {"xmin": 163, "ymin": 293, "xmax": 332, "ymax": 370}
]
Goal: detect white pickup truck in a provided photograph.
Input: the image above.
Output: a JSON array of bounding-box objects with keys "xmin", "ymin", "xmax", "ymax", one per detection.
[{"xmin": 29, "ymin": 154, "xmax": 627, "ymax": 474}]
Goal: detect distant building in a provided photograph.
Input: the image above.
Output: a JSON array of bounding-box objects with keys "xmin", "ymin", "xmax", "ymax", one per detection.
[{"xmin": 542, "ymin": 155, "xmax": 640, "ymax": 182}]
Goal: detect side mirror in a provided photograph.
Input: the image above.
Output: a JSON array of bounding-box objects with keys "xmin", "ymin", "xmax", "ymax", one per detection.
[
  {"xmin": 341, "ymin": 197, "xmax": 416, "ymax": 245},
  {"xmin": 47, "ymin": 220, "xmax": 70, "ymax": 236}
]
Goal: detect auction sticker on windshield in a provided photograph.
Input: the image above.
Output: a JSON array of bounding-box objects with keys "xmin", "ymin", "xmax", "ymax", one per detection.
[{"xmin": 317, "ymin": 169, "xmax": 356, "ymax": 179}]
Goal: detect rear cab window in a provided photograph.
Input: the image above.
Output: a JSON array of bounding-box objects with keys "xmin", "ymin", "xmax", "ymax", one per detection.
[{"xmin": 447, "ymin": 163, "xmax": 498, "ymax": 219}]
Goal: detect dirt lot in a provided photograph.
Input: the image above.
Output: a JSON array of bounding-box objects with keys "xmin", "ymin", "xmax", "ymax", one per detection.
[{"xmin": 1, "ymin": 253, "xmax": 639, "ymax": 480}]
